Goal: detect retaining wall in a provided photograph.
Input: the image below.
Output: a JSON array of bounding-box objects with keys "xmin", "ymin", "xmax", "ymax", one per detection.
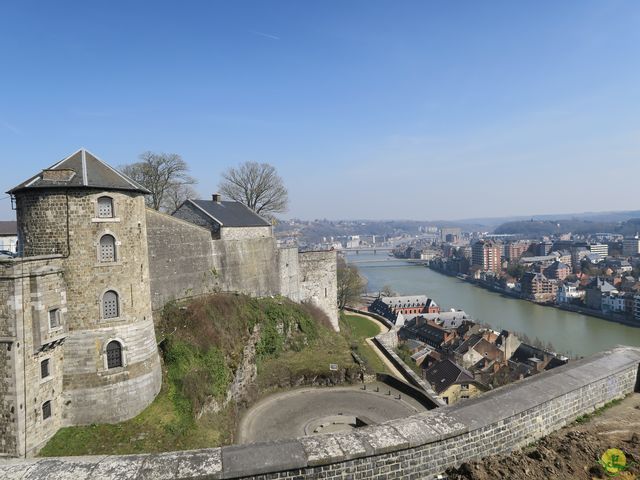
[{"xmin": 3, "ymin": 346, "xmax": 639, "ymax": 479}]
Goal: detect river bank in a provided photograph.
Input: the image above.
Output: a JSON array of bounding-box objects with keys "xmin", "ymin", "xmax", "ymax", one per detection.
[
  {"xmin": 428, "ymin": 264, "xmax": 640, "ymax": 329},
  {"xmin": 348, "ymin": 252, "xmax": 640, "ymax": 357}
]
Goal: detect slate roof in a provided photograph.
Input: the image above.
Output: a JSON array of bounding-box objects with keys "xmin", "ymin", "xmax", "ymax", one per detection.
[
  {"xmin": 423, "ymin": 359, "xmax": 474, "ymax": 394},
  {"xmin": 0, "ymin": 221, "xmax": 17, "ymax": 236},
  {"xmin": 399, "ymin": 319, "xmax": 447, "ymax": 348},
  {"xmin": 8, "ymin": 149, "xmax": 149, "ymax": 194},
  {"xmin": 510, "ymin": 343, "xmax": 546, "ymax": 364},
  {"xmin": 188, "ymin": 199, "xmax": 271, "ymax": 227},
  {"xmin": 380, "ymin": 295, "xmax": 429, "ymax": 308}
]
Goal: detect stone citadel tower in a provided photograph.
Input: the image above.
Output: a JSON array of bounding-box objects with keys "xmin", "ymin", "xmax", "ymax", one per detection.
[{"xmin": 1, "ymin": 149, "xmax": 161, "ymax": 455}]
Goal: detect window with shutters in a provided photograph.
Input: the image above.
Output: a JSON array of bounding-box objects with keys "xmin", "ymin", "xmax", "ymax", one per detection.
[
  {"xmin": 102, "ymin": 290, "xmax": 119, "ymax": 319},
  {"xmin": 99, "ymin": 235, "xmax": 116, "ymax": 262},
  {"xmin": 97, "ymin": 196, "xmax": 114, "ymax": 218},
  {"xmin": 42, "ymin": 400, "xmax": 52, "ymax": 420},
  {"xmin": 106, "ymin": 341, "xmax": 123, "ymax": 369}
]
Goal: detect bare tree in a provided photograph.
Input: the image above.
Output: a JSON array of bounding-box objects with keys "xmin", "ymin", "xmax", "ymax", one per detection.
[
  {"xmin": 120, "ymin": 152, "xmax": 197, "ymax": 211},
  {"xmin": 337, "ymin": 257, "xmax": 366, "ymax": 309},
  {"xmin": 218, "ymin": 161, "xmax": 288, "ymax": 216},
  {"xmin": 380, "ymin": 285, "xmax": 395, "ymax": 297},
  {"xmin": 162, "ymin": 182, "xmax": 198, "ymax": 213}
]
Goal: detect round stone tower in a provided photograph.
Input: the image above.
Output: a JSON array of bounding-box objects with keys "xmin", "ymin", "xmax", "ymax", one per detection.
[{"xmin": 9, "ymin": 149, "xmax": 162, "ymax": 425}]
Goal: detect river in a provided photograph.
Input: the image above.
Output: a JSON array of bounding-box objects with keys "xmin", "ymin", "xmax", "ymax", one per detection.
[{"xmin": 346, "ymin": 252, "xmax": 640, "ymax": 357}]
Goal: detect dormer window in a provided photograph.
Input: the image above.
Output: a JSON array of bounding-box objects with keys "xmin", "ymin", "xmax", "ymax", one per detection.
[{"xmin": 97, "ymin": 196, "xmax": 114, "ymax": 218}]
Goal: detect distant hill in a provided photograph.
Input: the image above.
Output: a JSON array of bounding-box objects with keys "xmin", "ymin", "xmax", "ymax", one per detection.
[
  {"xmin": 457, "ymin": 210, "xmax": 640, "ymax": 229},
  {"xmin": 494, "ymin": 217, "xmax": 640, "ymax": 236}
]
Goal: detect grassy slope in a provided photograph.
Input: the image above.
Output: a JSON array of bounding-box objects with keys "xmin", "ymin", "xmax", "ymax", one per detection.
[
  {"xmin": 40, "ymin": 295, "xmax": 358, "ymax": 456},
  {"xmin": 340, "ymin": 313, "xmax": 389, "ymax": 375}
]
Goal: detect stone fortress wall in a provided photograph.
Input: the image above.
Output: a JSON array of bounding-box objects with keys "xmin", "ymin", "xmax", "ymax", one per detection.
[
  {"xmin": 0, "ymin": 255, "xmax": 67, "ymax": 457},
  {"xmin": 145, "ymin": 209, "xmax": 339, "ymax": 330},
  {"xmin": 3, "ymin": 346, "xmax": 639, "ymax": 478},
  {"xmin": 0, "ymin": 187, "xmax": 163, "ymax": 457}
]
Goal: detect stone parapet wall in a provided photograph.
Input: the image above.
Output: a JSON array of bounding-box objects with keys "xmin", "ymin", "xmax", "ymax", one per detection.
[
  {"xmin": 4, "ymin": 346, "xmax": 638, "ymax": 479},
  {"xmin": 145, "ymin": 212, "xmax": 339, "ymax": 330},
  {"xmin": 210, "ymin": 237, "xmax": 281, "ymax": 298},
  {"xmin": 145, "ymin": 209, "xmax": 217, "ymax": 311}
]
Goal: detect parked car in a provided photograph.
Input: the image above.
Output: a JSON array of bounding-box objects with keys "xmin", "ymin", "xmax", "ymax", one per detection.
[{"xmin": 0, "ymin": 250, "xmax": 16, "ymax": 259}]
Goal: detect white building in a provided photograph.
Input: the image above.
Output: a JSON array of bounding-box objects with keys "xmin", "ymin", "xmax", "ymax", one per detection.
[
  {"xmin": 601, "ymin": 293, "xmax": 627, "ymax": 314},
  {"xmin": 556, "ymin": 282, "xmax": 584, "ymax": 304},
  {"xmin": 0, "ymin": 221, "xmax": 17, "ymax": 253},
  {"xmin": 587, "ymin": 243, "xmax": 609, "ymax": 260}
]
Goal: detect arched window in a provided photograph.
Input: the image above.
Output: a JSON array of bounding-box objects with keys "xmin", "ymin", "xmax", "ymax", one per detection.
[
  {"xmin": 106, "ymin": 341, "xmax": 123, "ymax": 368},
  {"xmin": 97, "ymin": 196, "xmax": 114, "ymax": 218},
  {"xmin": 99, "ymin": 235, "xmax": 116, "ymax": 262},
  {"xmin": 102, "ymin": 290, "xmax": 119, "ymax": 319},
  {"xmin": 42, "ymin": 400, "xmax": 52, "ymax": 420}
]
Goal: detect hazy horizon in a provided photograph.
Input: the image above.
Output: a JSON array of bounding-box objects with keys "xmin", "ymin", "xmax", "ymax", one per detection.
[{"xmin": 2, "ymin": 1, "xmax": 640, "ymax": 220}]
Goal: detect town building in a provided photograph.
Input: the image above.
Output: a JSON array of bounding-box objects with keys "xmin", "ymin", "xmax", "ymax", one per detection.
[
  {"xmin": 505, "ymin": 241, "xmax": 530, "ymax": 262},
  {"xmin": 172, "ymin": 195, "xmax": 272, "ymax": 240},
  {"xmin": 584, "ymin": 277, "xmax": 618, "ymax": 310},
  {"xmin": 544, "ymin": 260, "xmax": 570, "ymax": 281},
  {"xmin": 601, "ymin": 292, "xmax": 630, "ymax": 314},
  {"xmin": 588, "ymin": 243, "xmax": 609, "ymax": 260},
  {"xmin": 0, "ymin": 220, "xmax": 17, "ymax": 252},
  {"xmin": 556, "ymin": 281, "xmax": 584, "ymax": 304},
  {"xmin": 520, "ymin": 272, "xmax": 557, "ymax": 302},
  {"xmin": 422, "ymin": 359, "xmax": 487, "ymax": 405},
  {"xmin": 471, "ymin": 240, "xmax": 501, "ymax": 274},
  {"xmin": 440, "ymin": 227, "xmax": 461, "ymax": 244},
  {"xmin": 623, "ymin": 236, "xmax": 640, "ymax": 257},
  {"xmin": 369, "ymin": 295, "xmax": 440, "ymax": 323}
]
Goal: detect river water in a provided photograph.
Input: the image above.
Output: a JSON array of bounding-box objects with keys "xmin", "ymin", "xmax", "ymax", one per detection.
[{"xmin": 346, "ymin": 252, "xmax": 640, "ymax": 357}]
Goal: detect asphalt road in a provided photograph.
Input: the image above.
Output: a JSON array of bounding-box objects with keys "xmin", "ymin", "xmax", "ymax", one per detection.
[{"xmin": 237, "ymin": 383, "xmax": 422, "ymax": 444}]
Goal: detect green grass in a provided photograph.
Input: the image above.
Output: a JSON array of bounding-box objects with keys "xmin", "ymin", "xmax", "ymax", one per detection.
[
  {"xmin": 39, "ymin": 381, "xmax": 237, "ymax": 456},
  {"xmin": 574, "ymin": 397, "xmax": 625, "ymax": 424},
  {"xmin": 395, "ymin": 344, "xmax": 423, "ymax": 377},
  {"xmin": 339, "ymin": 314, "xmax": 389, "ymax": 375},
  {"xmin": 342, "ymin": 314, "xmax": 381, "ymax": 339},
  {"xmin": 39, "ymin": 294, "xmax": 347, "ymax": 457},
  {"xmin": 258, "ymin": 321, "xmax": 359, "ymax": 390}
]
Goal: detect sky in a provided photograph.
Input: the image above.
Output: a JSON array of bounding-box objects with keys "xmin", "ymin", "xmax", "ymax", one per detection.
[{"xmin": 1, "ymin": 1, "xmax": 639, "ymax": 221}]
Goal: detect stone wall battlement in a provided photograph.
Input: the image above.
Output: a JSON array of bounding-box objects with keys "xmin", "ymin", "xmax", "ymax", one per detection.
[{"xmin": 2, "ymin": 346, "xmax": 638, "ymax": 479}]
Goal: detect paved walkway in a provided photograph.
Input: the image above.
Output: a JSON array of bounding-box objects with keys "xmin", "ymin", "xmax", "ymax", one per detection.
[{"xmin": 237, "ymin": 383, "xmax": 423, "ymax": 444}]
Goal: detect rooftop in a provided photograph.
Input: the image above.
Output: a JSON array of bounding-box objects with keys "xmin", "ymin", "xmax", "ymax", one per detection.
[
  {"xmin": 188, "ymin": 198, "xmax": 271, "ymax": 227},
  {"xmin": 8, "ymin": 149, "xmax": 149, "ymax": 194},
  {"xmin": 0, "ymin": 221, "xmax": 17, "ymax": 236}
]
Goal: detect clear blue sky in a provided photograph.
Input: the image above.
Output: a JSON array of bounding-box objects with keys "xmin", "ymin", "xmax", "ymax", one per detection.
[{"xmin": 1, "ymin": 1, "xmax": 639, "ymax": 221}]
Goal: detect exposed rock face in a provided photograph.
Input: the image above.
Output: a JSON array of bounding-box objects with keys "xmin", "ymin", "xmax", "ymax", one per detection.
[{"xmin": 198, "ymin": 324, "xmax": 261, "ymax": 418}]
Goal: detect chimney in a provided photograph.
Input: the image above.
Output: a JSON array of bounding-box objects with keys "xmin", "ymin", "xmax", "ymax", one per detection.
[{"xmin": 212, "ymin": 193, "xmax": 222, "ymax": 203}]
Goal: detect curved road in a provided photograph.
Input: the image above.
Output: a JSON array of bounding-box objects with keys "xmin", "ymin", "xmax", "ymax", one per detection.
[{"xmin": 238, "ymin": 385, "xmax": 421, "ymax": 444}]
